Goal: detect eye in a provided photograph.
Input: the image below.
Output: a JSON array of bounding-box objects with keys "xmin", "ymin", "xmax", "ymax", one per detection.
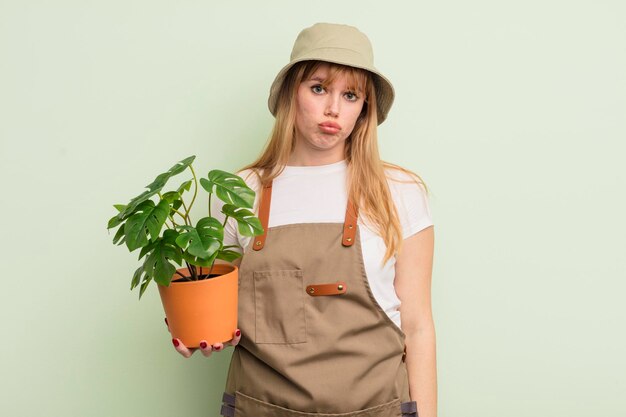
[
  {"xmin": 345, "ymin": 91, "xmax": 359, "ymax": 101},
  {"xmin": 311, "ymin": 84, "xmax": 325, "ymax": 94}
]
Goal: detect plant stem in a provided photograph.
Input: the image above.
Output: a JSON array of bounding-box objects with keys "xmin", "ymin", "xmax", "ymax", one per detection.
[
  {"xmin": 207, "ymin": 260, "xmax": 215, "ymax": 278},
  {"xmin": 178, "ymin": 165, "xmax": 198, "ymax": 227},
  {"xmin": 184, "ymin": 260, "xmax": 194, "ymax": 280},
  {"xmin": 172, "ymin": 208, "xmax": 190, "ymax": 225},
  {"xmin": 187, "ymin": 164, "xmax": 199, "ymax": 221}
]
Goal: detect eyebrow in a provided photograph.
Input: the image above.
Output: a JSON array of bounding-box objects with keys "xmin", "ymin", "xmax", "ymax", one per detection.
[{"xmin": 308, "ymin": 76, "xmax": 361, "ymax": 92}]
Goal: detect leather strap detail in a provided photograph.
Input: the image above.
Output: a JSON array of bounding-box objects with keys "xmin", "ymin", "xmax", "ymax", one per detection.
[
  {"xmin": 220, "ymin": 392, "xmax": 235, "ymax": 417},
  {"xmin": 252, "ymin": 182, "xmax": 273, "ymax": 251},
  {"xmin": 342, "ymin": 198, "xmax": 358, "ymax": 247},
  {"xmin": 401, "ymin": 400, "xmax": 418, "ymax": 416},
  {"xmin": 222, "ymin": 392, "xmax": 235, "ymax": 406},
  {"xmin": 220, "ymin": 404, "xmax": 234, "ymax": 417},
  {"xmin": 306, "ymin": 281, "xmax": 347, "ymax": 296}
]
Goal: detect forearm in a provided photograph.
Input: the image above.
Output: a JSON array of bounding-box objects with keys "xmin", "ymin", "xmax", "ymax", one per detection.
[{"xmin": 404, "ymin": 325, "xmax": 438, "ymax": 417}]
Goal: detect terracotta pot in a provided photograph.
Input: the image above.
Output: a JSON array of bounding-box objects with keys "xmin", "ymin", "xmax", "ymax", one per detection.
[{"xmin": 157, "ymin": 264, "xmax": 238, "ymax": 348}]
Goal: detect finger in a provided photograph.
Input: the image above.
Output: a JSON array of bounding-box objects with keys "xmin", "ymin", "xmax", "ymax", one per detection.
[
  {"xmin": 212, "ymin": 342, "xmax": 225, "ymax": 352},
  {"xmin": 165, "ymin": 317, "xmax": 170, "ymax": 333},
  {"xmin": 198, "ymin": 340, "xmax": 214, "ymax": 357},
  {"xmin": 172, "ymin": 338, "xmax": 195, "ymax": 358},
  {"xmin": 227, "ymin": 329, "xmax": 242, "ymax": 346}
]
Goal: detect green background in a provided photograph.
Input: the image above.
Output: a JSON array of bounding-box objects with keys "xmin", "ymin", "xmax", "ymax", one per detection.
[{"xmin": 1, "ymin": 1, "xmax": 624, "ymax": 416}]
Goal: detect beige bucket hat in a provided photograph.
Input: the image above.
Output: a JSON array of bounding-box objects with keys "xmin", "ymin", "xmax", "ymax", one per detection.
[{"xmin": 267, "ymin": 22, "xmax": 395, "ymax": 125}]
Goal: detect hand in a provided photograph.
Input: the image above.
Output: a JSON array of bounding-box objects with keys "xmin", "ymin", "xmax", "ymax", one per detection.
[{"xmin": 165, "ymin": 317, "xmax": 242, "ymax": 358}]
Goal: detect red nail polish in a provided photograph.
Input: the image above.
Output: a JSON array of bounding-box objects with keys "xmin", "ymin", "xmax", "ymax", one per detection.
[
  {"xmin": 172, "ymin": 338, "xmax": 179, "ymax": 347},
  {"xmin": 200, "ymin": 342, "xmax": 207, "ymax": 349},
  {"xmin": 235, "ymin": 330, "xmax": 241, "ymax": 337},
  {"xmin": 215, "ymin": 345, "xmax": 222, "ymax": 350}
]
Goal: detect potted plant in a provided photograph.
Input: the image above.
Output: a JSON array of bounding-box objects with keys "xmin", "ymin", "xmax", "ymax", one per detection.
[{"xmin": 106, "ymin": 155, "xmax": 263, "ymax": 347}]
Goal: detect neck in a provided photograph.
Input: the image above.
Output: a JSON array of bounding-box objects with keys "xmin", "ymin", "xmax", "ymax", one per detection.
[{"xmin": 287, "ymin": 151, "xmax": 346, "ymax": 167}]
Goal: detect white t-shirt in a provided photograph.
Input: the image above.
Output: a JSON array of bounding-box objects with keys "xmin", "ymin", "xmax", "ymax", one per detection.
[{"xmin": 210, "ymin": 159, "xmax": 434, "ymax": 331}]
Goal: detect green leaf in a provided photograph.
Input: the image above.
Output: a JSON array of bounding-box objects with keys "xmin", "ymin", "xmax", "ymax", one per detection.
[
  {"xmin": 200, "ymin": 170, "xmax": 256, "ymax": 209},
  {"xmin": 138, "ymin": 238, "xmax": 159, "ymax": 261},
  {"xmin": 112, "ymin": 223, "xmax": 126, "ymax": 245},
  {"xmin": 182, "ymin": 248, "xmax": 219, "ymax": 269},
  {"xmin": 113, "ymin": 155, "xmax": 196, "ymax": 224},
  {"xmin": 139, "ymin": 274, "xmax": 153, "ymax": 300},
  {"xmin": 124, "ymin": 199, "xmax": 171, "ymax": 252},
  {"xmin": 107, "ymin": 213, "xmax": 123, "ymax": 230},
  {"xmin": 171, "ymin": 199, "xmax": 183, "ymax": 211},
  {"xmin": 221, "ymin": 204, "xmax": 264, "ymax": 237},
  {"xmin": 161, "ymin": 191, "xmax": 180, "ymax": 204},
  {"xmin": 141, "ymin": 230, "xmax": 183, "ymax": 287},
  {"xmin": 177, "ymin": 179, "xmax": 193, "ymax": 194},
  {"xmin": 175, "ymin": 217, "xmax": 223, "ymax": 259},
  {"xmin": 161, "ymin": 191, "xmax": 184, "ymax": 219},
  {"xmin": 167, "ymin": 156, "xmax": 196, "ymax": 177},
  {"xmin": 131, "ymin": 265, "xmax": 143, "ymax": 290},
  {"xmin": 216, "ymin": 248, "xmax": 242, "ymax": 263},
  {"xmin": 107, "ymin": 204, "xmax": 129, "ymax": 230}
]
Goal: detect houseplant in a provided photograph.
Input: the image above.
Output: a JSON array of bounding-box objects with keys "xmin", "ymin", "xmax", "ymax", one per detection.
[{"xmin": 106, "ymin": 155, "xmax": 263, "ymax": 347}]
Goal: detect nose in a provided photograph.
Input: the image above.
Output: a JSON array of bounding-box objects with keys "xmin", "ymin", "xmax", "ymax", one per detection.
[{"xmin": 324, "ymin": 94, "xmax": 340, "ymax": 117}]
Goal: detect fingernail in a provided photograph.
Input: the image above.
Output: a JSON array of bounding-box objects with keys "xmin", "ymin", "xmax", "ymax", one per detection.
[
  {"xmin": 200, "ymin": 342, "xmax": 207, "ymax": 349},
  {"xmin": 215, "ymin": 345, "xmax": 222, "ymax": 350},
  {"xmin": 172, "ymin": 338, "xmax": 179, "ymax": 347},
  {"xmin": 235, "ymin": 330, "xmax": 241, "ymax": 337}
]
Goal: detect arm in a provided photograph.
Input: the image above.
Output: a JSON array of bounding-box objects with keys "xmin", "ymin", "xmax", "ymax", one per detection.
[{"xmin": 395, "ymin": 225, "xmax": 436, "ymax": 417}]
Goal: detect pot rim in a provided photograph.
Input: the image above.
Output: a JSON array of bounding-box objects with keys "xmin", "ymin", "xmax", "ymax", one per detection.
[{"xmin": 159, "ymin": 264, "xmax": 238, "ymax": 286}]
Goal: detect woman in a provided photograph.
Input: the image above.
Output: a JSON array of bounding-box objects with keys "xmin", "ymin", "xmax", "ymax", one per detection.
[{"xmin": 168, "ymin": 22, "xmax": 436, "ymax": 417}]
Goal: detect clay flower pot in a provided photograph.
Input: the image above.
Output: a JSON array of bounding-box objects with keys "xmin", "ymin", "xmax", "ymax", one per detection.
[
  {"xmin": 107, "ymin": 156, "xmax": 262, "ymax": 351},
  {"xmin": 158, "ymin": 264, "xmax": 238, "ymax": 348}
]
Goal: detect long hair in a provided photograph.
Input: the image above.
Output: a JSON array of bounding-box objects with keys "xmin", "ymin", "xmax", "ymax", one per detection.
[{"xmin": 236, "ymin": 60, "xmax": 430, "ymax": 266}]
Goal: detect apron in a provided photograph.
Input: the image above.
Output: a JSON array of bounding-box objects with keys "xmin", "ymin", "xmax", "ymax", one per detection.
[{"xmin": 219, "ymin": 180, "xmax": 418, "ymax": 417}]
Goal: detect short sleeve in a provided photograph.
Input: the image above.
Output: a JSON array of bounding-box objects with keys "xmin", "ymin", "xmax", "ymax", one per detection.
[
  {"xmin": 387, "ymin": 169, "xmax": 434, "ymax": 240},
  {"xmin": 209, "ymin": 168, "xmax": 260, "ymax": 255}
]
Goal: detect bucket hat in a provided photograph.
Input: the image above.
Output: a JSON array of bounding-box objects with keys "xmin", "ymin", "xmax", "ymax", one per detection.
[{"xmin": 267, "ymin": 22, "xmax": 395, "ymax": 125}]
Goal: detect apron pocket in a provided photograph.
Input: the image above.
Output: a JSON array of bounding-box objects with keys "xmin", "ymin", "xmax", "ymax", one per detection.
[
  {"xmin": 234, "ymin": 390, "xmax": 402, "ymax": 417},
  {"xmin": 253, "ymin": 269, "xmax": 307, "ymax": 344}
]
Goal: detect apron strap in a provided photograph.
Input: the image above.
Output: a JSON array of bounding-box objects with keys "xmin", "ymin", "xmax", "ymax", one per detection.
[
  {"xmin": 342, "ymin": 197, "xmax": 358, "ymax": 247},
  {"xmin": 253, "ymin": 182, "xmax": 273, "ymax": 251}
]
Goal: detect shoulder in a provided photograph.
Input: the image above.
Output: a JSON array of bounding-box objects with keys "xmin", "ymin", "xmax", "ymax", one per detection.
[
  {"xmin": 234, "ymin": 168, "xmax": 262, "ymax": 192},
  {"xmin": 382, "ymin": 164, "xmax": 433, "ymax": 237},
  {"xmin": 383, "ymin": 165, "xmax": 428, "ymax": 196}
]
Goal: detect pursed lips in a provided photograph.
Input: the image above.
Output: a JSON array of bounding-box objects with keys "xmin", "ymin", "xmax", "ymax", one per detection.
[
  {"xmin": 319, "ymin": 121, "xmax": 341, "ymax": 129},
  {"xmin": 319, "ymin": 122, "xmax": 341, "ymax": 132}
]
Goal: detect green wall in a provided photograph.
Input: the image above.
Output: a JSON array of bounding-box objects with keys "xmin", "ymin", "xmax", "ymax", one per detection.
[{"xmin": 1, "ymin": 1, "xmax": 624, "ymax": 416}]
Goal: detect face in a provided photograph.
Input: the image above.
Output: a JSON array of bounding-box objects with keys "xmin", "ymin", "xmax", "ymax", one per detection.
[{"xmin": 293, "ymin": 63, "xmax": 365, "ymax": 160}]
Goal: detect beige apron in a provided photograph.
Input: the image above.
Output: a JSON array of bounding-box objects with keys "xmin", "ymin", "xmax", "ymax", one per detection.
[{"xmin": 219, "ymin": 180, "xmax": 418, "ymax": 417}]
